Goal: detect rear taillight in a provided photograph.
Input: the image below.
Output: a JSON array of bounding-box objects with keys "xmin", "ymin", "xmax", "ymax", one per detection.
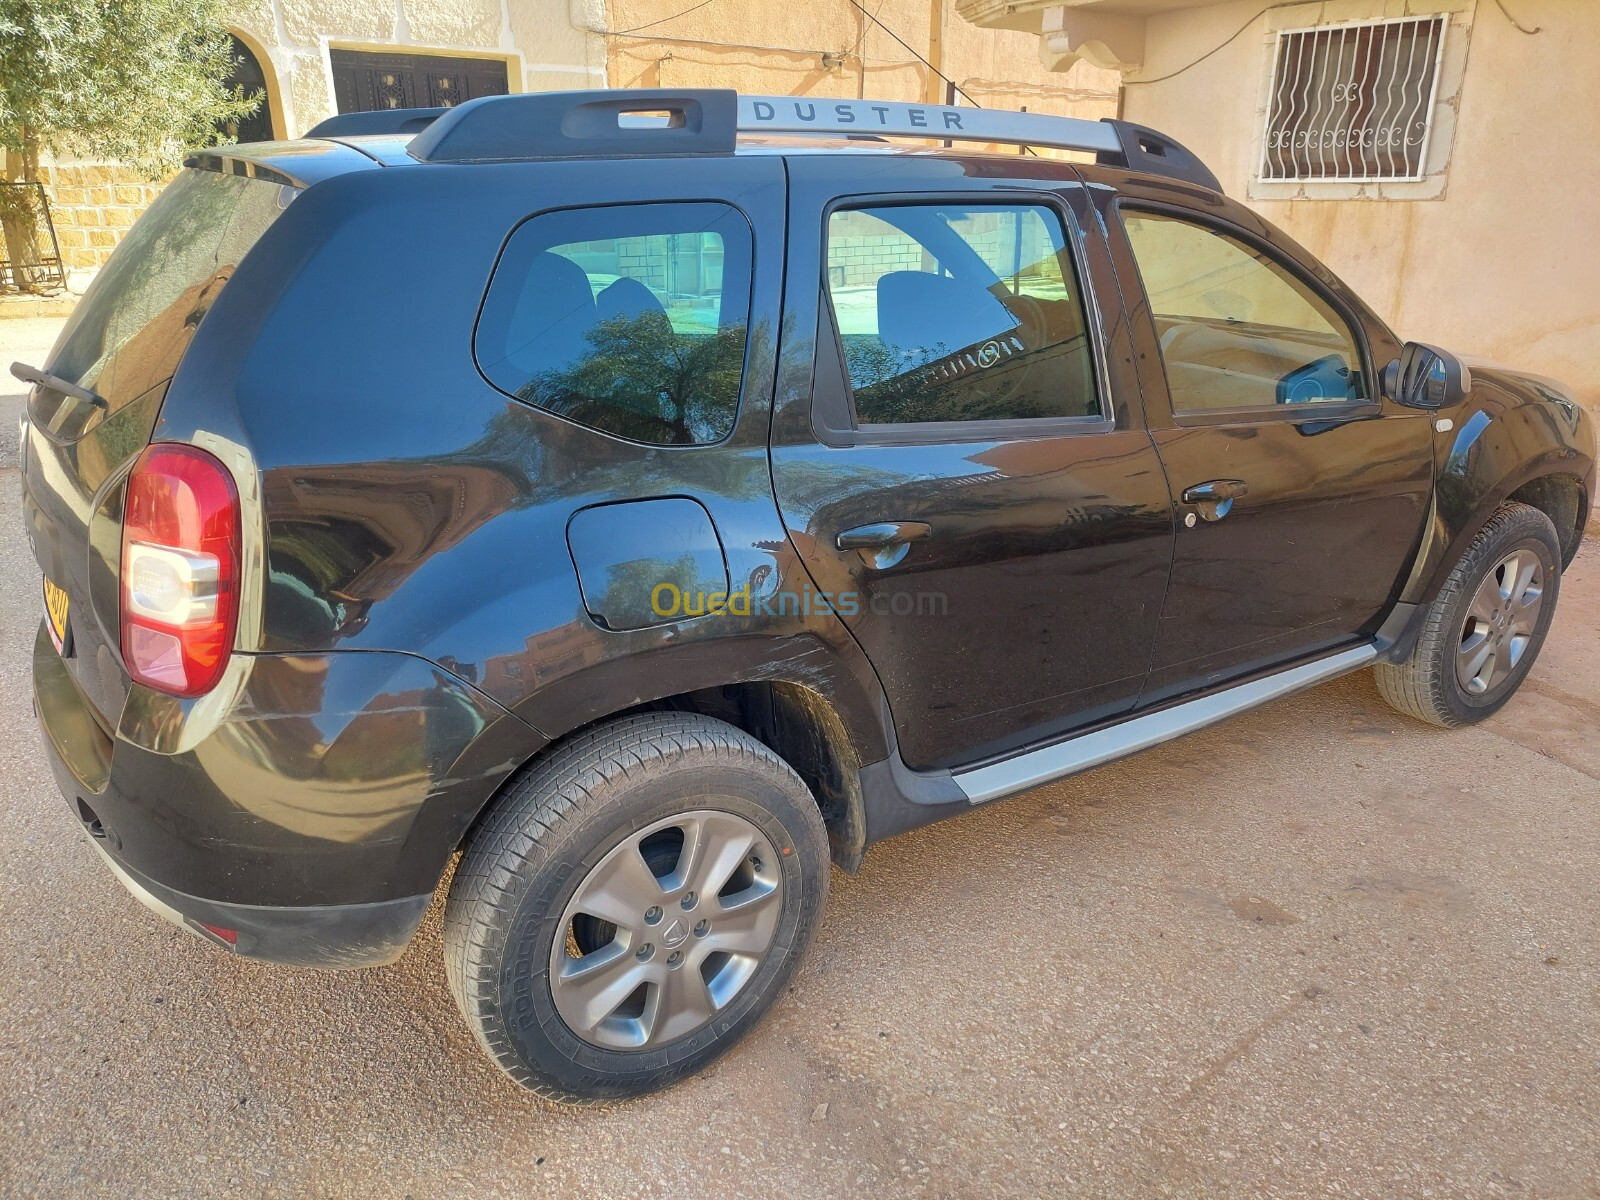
[{"xmin": 120, "ymin": 444, "xmax": 241, "ymax": 697}]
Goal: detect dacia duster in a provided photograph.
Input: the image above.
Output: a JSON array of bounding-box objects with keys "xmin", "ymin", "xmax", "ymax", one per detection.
[{"xmin": 19, "ymin": 90, "xmax": 1594, "ymax": 1101}]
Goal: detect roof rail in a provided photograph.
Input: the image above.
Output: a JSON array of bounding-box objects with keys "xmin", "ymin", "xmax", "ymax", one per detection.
[
  {"xmin": 307, "ymin": 108, "xmax": 446, "ymax": 138},
  {"xmin": 406, "ymin": 89, "xmax": 1221, "ymax": 192},
  {"xmin": 738, "ymin": 95, "xmax": 1222, "ymax": 192}
]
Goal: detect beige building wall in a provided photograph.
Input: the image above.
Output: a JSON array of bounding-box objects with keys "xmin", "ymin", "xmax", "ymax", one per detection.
[
  {"xmin": 605, "ymin": 0, "xmax": 1120, "ymax": 143},
  {"xmin": 1051, "ymin": 0, "xmax": 1597, "ymax": 411}
]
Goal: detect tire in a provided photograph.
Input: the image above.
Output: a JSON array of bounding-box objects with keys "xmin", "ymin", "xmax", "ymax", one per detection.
[
  {"xmin": 1374, "ymin": 500, "xmax": 1562, "ymax": 728},
  {"xmin": 443, "ymin": 712, "xmax": 830, "ymax": 1103}
]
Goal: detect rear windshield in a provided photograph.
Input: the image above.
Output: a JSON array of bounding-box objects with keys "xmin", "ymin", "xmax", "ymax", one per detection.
[{"xmin": 48, "ymin": 167, "xmax": 294, "ymax": 408}]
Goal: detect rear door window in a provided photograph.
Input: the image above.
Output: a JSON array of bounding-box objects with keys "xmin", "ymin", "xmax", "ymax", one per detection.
[
  {"xmin": 475, "ymin": 202, "xmax": 754, "ymax": 446},
  {"xmin": 824, "ymin": 203, "xmax": 1100, "ymax": 426}
]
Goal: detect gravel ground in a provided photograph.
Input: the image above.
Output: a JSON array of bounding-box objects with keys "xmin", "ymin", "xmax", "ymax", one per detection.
[{"xmin": 3, "ymin": 315, "xmax": 1599, "ymax": 1198}]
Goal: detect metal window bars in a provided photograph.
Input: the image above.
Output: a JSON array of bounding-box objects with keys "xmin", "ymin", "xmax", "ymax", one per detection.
[
  {"xmin": 0, "ymin": 182, "xmax": 67, "ymax": 294},
  {"xmin": 1258, "ymin": 15, "xmax": 1448, "ymax": 184}
]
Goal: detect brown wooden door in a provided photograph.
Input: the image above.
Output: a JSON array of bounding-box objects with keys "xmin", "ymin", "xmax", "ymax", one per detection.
[{"xmin": 329, "ymin": 50, "xmax": 509, "ymax": 114}]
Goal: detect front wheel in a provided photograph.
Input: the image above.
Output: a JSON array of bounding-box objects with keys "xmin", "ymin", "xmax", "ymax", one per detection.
[
  {"xmin": 443, "ymin": 712, "xmax": 830, "ymax": 1103},
  {"xmin": 1375, "ymin": 500, "xmax": 1562, "ymax": 727}
]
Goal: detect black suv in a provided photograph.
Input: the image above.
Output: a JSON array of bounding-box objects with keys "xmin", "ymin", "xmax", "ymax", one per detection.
[{"xmin": 20, "ymin": 90, "xmax": 1594, "ymax": 1102}]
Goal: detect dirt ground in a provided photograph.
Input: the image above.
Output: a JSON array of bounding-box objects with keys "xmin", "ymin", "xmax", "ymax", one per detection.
[{"xmin": 3, "ymin": 315, "xmax": 1599, "ymax": 1198}]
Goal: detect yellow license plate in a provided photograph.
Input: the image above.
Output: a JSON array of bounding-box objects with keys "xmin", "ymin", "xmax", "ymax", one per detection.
[{"xmin": 43, "ymin": 576, "xmax": 71, "ymax": 655}]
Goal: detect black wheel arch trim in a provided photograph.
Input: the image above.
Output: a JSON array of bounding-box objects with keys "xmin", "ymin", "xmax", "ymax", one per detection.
[
  {"xmin": 448, "ymin": 629, "xmax": 894, "ymax": 874},
  {"xmin": 1400, "ymin": 371, "xmax": 1594, "ymax": 608}
]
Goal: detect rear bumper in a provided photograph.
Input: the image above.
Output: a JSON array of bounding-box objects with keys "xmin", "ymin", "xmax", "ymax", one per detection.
[
  {"xmin": 82, "ymin": 830, "xmax": 430, "ymax": 967},
  {"xmin": 32, "ymin": 621, "xmax": 544, "ymax": 968}
]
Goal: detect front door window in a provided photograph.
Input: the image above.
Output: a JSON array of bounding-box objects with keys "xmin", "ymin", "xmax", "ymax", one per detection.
[{"xmin": 1121, "ymin": 209, "xmax": 1368, "ymax": 414}]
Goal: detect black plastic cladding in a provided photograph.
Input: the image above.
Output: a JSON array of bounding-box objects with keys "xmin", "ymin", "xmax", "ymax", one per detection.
[{"xmin": 1095, "ymin": 120, "xmax": 1223, "ymax": 193}]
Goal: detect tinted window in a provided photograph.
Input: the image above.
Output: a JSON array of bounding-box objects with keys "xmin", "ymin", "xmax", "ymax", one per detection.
[
  {"xmin": 1121, "ymin": 210, "xmax": 1367, "ymax": 413},
  {"xmin": 50, "ymin": 167, "xmax": 293, "ymax": 409},
  {"xmin": 825, "ymin": 204, "xmax": 1099, "ymax": 426},
  {"xmin": 476, "ymin": 202, "xmax": 752, "ymax": 446}
]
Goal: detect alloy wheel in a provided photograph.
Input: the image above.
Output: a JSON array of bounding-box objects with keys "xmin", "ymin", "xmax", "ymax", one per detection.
[
  {"xmin": 549, "ymin": 809, "xmax": 784, "ymax": 1050},
  {"xmin": 1456, "ymin": 547, "xmax": 1544, "ymax": 697}
]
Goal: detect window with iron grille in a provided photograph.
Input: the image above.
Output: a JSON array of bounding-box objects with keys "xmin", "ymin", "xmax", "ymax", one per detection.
[{"xmin": 1259, "ymin": 15, "xmax": 1447, "ymax": 184}]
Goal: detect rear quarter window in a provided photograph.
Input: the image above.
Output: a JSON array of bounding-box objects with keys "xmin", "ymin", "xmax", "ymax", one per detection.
[{"xmin": 474, "ymin": 201, "xmax": 754, "ymax": 446}]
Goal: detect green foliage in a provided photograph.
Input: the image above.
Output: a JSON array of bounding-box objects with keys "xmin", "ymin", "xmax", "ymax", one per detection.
[
  {"xmin": 518, "ymin": 312, "xmax": 750, "ymax": 446},
  {"xmin": 0, "ymin": 0, "xmax": 260, "ymax": 179}
]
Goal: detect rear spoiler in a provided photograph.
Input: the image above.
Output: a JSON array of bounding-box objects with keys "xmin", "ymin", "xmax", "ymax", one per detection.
[{"xmin": 306, "ymin": 108, "xmax": 446, "ymax": 138}]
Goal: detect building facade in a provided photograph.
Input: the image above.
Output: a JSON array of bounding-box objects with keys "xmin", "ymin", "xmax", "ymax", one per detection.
[
  {"xmin": 960, "ymin": 0, "xmax": 1599, "ymax": 413},
  {"xmin": 604, "ymin": 0, "xmax": 1118, "ymax": 121},
  {"xmin": 31, "ymin": 0, "xmax": 1119, "ymax": 277}
]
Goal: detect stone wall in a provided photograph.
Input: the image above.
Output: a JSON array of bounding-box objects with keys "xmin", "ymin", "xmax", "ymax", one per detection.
[
  {"xmin": 36, "ymin": 0, "xmax": 607, "ymax": 284},
  {"xmin": 230, "ymin": 0, "xmax": 607, "ymax": 138},
  {"xmin": 826, "ymin": 229, "xmax": 930, "ymax": 288},
  {"xmin": 35, "ymin": 164, "xmax": 168, "ymax": 272}
]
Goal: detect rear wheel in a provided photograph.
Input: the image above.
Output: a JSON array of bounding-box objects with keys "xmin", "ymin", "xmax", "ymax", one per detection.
[
  {"xmin": 1375, "ymin": 501, "xmax": 1561, "ymax": 727},
  {"xmin": 444, "ymin": 712, "xmax": 829, "ymax": 1103}
]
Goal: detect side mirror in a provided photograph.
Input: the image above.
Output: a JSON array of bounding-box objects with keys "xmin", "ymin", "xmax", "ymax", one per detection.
[{"xmin": 1382, "ymin": 341, "xmax": 1471, "ymax": 410}]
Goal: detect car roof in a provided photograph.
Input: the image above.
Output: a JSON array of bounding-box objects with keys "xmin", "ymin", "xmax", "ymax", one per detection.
[
  {"xmin": 215, "ymin": 91, "xmax": 1220, "ymax": 193},
  {"xmin": 193, "ymin": 93, "xmax": 1221, "ymax": 203}
]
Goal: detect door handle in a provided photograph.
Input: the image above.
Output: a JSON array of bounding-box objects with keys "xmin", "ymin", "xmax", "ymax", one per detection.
[
  {"xmin": 1181, "ymin": 479, "xmax": 1248, "ymax": 522},
  {"xmin": 836, "ymin": 521, "xmax": 931, "ymax": 569},
  {"xmin": 1182, "ymin": 480, "xmax": 1248, "ymax": 504},
  {"xmin": 835, "ymin": 521, "xmax": 931, "ymax": 550}
]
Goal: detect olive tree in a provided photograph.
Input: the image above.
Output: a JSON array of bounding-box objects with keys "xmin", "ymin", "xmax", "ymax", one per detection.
[{"xmin": 0, "ymin": 0, "xmax": 258, "ymax": 287}]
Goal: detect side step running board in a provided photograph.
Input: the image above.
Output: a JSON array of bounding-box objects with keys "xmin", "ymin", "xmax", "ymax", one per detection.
[{"xmin": 954, "ymin": 644, "xmax": 1378, "ymax": 804}]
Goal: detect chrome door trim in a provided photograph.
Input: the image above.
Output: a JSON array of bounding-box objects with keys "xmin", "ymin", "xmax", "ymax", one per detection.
[{"xmin": 955, "ymin": 643, "xmax": 1378, "ymax": 804}]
